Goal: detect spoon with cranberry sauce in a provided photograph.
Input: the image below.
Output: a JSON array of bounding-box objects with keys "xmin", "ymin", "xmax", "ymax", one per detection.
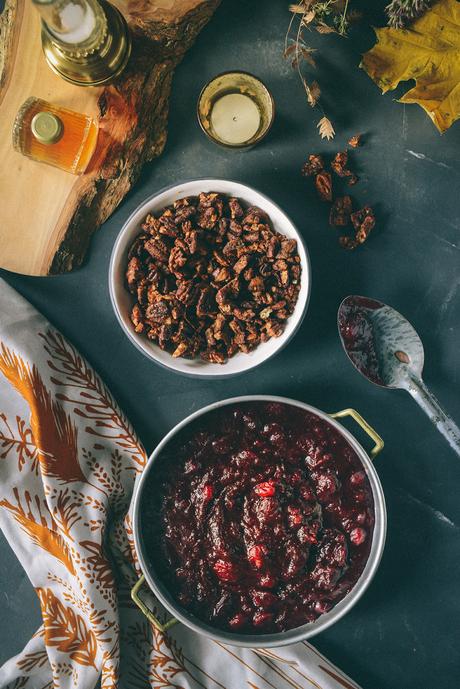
[{"xmin": 338, "ymin": 295, "xmax": 460, "ymax": 457}]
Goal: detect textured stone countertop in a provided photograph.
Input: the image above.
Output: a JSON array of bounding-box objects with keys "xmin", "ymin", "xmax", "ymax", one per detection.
[{"xmin": 1, "ymin": 1, "xmax": 459, "ymax": 687}]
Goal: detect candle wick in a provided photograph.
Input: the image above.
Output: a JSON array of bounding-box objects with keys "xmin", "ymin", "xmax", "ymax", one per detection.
[{"xmin": 233, "ymin": 116, "xmax": 237, "ymax": 121}]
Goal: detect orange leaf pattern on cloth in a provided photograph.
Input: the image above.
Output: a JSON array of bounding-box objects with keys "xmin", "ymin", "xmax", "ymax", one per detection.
[
  {"xmin": 0, "ymin": 344, "xmax": 85, "ymax": 484},
  {"xmin": 37, "ymin": 588, "xmax": 98, "ymax": 669},
  {"xmin": 0, "ymin": 279, "xmax": 362, "ymax": 689},
  {"xmin": 0, "ymin": 489, "xmax": 76, "ymax": 575}
]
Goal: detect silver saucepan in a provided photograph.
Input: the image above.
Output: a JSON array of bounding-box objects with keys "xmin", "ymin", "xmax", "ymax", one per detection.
[{"xmin": 131, "ymin": 395, "xmax": 386, "ymax": 648}]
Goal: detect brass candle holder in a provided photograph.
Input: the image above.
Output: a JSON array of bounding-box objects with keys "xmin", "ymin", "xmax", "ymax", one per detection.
[
  {"xmin": 32, "ymin": 0, "xmax": 131, "ymax": 86},
  {"xmin": 197, "ymin": 71, "xmax": 275, "ymax": 149}
]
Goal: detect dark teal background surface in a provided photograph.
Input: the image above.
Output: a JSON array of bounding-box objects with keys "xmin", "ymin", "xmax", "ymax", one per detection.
[{"xmin": 1, "ymin": 1, "xmax": 460, "ymax": 686}]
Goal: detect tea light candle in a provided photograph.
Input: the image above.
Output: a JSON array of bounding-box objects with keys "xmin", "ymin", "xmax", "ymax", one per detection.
[
  {"xmin": 198, "ymin": 71, "xmax": 274, "ymax": 149},
  {"xmin": 210, "ymin": 93, "xmax": 261, "ymax": 145}
]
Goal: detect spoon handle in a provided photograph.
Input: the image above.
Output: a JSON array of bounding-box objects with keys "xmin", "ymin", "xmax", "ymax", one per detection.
[{"xmin": 406, "ymin": 376, "xmax": 460, "ymax": 457}]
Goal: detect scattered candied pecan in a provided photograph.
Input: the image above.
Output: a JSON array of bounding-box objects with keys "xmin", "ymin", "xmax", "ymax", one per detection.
[
  {"xmin": 348, "ymin": 134, "xmax": 362, "ymax": 148},
  {"xmin": 315, "ymin": 172, "xmax": 333, "ymax": 202},
  {"xmin": 331, "ymin": 151, "xmax": 358, "ymax": 186},
  {"xmin": 351, "ymin": 207, "xmax": 375, "ymax": 244},
  {"xmin": 339, "ymin": 236, "xmax": 358, "ymax": 250},
  {"xmin": 301, "ymin": 154, "xmax": 325, "ymax": 177},
  {"xmin": 301, "ymin": 139, "xmax": 376, "ymax": 249},
  {"xmin": 124, "ymin": 193, "xmax": 301, "ymax": 363},
  {"xmin": 329, "ymin": 196, "xmax": 353, "ymax": 227}
]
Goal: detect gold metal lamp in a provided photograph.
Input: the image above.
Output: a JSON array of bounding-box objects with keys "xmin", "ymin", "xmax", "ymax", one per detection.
[{"xmin": 32, "ymin": 0, "xmax": 131, "ymax": 86}]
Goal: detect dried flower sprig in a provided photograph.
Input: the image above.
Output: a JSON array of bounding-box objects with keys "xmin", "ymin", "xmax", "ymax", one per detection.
[
  {"xmin": 385, "ymin": 0, "xmax": 434, "ymax": 28},
  {"xmin": 284, "ymin": 0, "xmax": 360, "ymax": 140}
]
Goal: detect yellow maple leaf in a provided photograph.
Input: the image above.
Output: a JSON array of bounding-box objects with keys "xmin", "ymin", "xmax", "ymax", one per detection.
[{"xmin": 361, "ymin": 0, "xmax": 460, "ymax": 133}]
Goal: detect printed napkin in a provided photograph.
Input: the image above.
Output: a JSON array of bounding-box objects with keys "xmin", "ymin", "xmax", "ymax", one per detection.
[{"xmin": 0, "ymin": 278, "xmax": 361, "ymax": 689}]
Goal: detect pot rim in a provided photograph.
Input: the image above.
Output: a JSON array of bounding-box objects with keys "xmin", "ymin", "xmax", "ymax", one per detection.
[{"xmin": 132, "ymin": 395, "xmax": 387, "ymax": 648}]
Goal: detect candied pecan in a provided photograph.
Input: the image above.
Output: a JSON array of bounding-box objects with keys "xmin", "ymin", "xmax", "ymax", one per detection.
[
  {"xmin": 233, "ymin": 307, "xmax": 255, "ymax": 321},
  {"xmin": 329, "ymin": 196, "xmax": 353, "ymax": 227},
  {"xmin": 331, "ymin": 151, "xmax": 348, "ymax": 177},
  {"xmin": 213, "ymin": 267, "xmax": 231, "ymax": 283},
  {"xmin": 331, "ymin": 152, "xmax": 358, "ymax": 185},
  {"xmin": 196, "ymin": 286, "xmax": 217, "ymax": 317},
  {"xmin": 146, "ymin": 300, "xmax": 170, "ymax": 323},
  {"xmin": 141, "ymin": 214, "xmax": 160, "ymax": 234},
  {"xmin": 197, "ymin": 207, "xmax": 218, "ymax": 229},
  {"xmin": 216, "ymin": 277, "xmax": 240, "ymax": 314},
  {"xmin": 243, "ymin": 206, "xmax": 269, "ymax": 225},
  {"xmin": 229, "ymin": 197, "xmax": 244, "ymax": 219},
  {"xmin": 264, "ymin": 320, "xmax": 284, "ymax": 338},
  {"xmin": 145, "ymin": 238, "xmax": 170, "ymax": 263},
  {"xmin": 229, "ymin": 220, "xmax": 243, "ymax": 235},
  {"xmin": 130, "ymin": 303, "xmax": 144, "ymax": 333},
  {"xmin": 339, "ymin": 236, "xmax": 358, "ymax": 250},
  {"xmin": 173, "ymin": 342, "xmax": 188, "ymax": 358},
  {"xmin": 301, "ymin": 154, "xmax": 325, "ymax": 176},
  {"xmin": 223, "ymin": 240, "xmax": 243, "ymax": 261},
  {"xmin": 184, "ymin": 230, "xmax": 199, "ymax": 254},
  {"xmin": 198, "ymin": 192, "xmax": 220, "ymax": 208},
  {"xmin": 126, "ymin": 257, "xmax": 143, "ymax": 292},
  {"xmin": 128, "ymin": 235, "xmax": 148, "ymax": 259},
  {"xmin": 267, "ymin": 236, "xmax": 279, "ymax": 258},
  {"xmin": 201, "ymin": 350, "xmax": 227, "ymax": 364},
  {"xmin": 175, "ymin": 206, "xmax": 196, "ymax": 224},
  {"xmin": 351, "ymin": 207, "xmax": 375, "ymax": 244},
  {"xmin": 168, "ymin": 246, "xmax": 187, "ymax": 274},
  {"xmin": 348, "ymin": 134, "xmax": 362, "ymax": 148},
  {"xmin": 278, "ymin": 239, "xmax": 298, "ymax": 258},
  {"xmin": 248, "ymin": 276, "xmax": 265, "ymax": 295},
  {"xmin": 315, "ymin": 172, "xmax": 332, "ymax": 202},
  {"xmin": 159, "ymin": 323, "xmax": 174, "ymax": 349},
  {"xmin": 233, "ymin": 255, "xmax": 249, "ymax": 274}
]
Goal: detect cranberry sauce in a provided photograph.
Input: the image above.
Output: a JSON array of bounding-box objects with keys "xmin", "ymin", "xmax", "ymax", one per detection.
[
  {"xmin": 339, "ymin": 297, "xmax": 384, "ymax": 385},
  {"xmin": 141, "ymin": 402, "xmax": 374, "ymax": 634}
]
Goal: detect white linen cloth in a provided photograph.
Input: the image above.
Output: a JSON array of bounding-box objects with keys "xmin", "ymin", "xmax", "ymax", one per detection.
[{"xmin": 0, "ymin": 278, "xmax": 362, "ymax": 689}]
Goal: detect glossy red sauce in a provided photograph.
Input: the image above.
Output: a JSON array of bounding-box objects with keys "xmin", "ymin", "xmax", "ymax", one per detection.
[
  {"xmin": 141, "ymin": 401, "xmax": 374, "ymax": 634},
  {"xmin": 339, "ymin": 298, "xmax": 384, "ymax": 385}
]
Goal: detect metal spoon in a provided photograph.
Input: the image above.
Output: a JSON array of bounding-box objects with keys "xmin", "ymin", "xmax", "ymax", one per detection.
[{"xmin": 338, "ymin": 295, "xmax": 460, "ymax": 456}]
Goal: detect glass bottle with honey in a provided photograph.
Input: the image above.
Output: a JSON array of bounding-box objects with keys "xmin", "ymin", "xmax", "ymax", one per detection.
[{"xmin": 12, "ymin": 97, "xmax": 98, "ymax": 174}]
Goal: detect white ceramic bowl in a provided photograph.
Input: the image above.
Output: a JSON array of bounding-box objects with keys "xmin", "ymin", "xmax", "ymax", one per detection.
[{"xmin": 109, "ymin": 179, "xmax": 311, "ymax": 378}]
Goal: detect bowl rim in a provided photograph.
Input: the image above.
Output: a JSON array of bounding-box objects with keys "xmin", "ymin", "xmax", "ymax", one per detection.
[
  {"xmin": 131, "ymin": 394, "xmax": 387, "ymax": 648},
  {"xmin": 108, "ymin": 178, "xmax": 311, "ymax": 379}
]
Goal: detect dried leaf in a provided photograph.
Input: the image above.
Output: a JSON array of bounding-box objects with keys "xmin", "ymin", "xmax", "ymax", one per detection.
[
  {"xmin": 302, "ymin": 9, "xmax": 316, "ymax": 25},
  {"xmin": 316, "ymin": 23, "xmax": 338, "ymax": 34},
  {"xmin": 283, "ymin": 44, "xmax": 297, "ymax": 59},
  {"xmin": 361, "ymin": 0, "xmax": 460, "ymax": 133},
  {"xmin": 317, "ymin": 116, "xmax": 335, "ymax": 140},
  {"xmin": 306, "ymin": 80, "xmax": 321, "ymax": 106},
  {"xmin": 300, "ymin": 46, "xmax": 317, "ymax": 67},
  {"xmin": 289, "ymin": 3, "xmax": 307, "ymax": 13}
]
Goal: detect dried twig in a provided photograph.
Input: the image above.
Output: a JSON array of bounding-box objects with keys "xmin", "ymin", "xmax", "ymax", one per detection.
[{"xmin": 284, "ymin": 0, "xmax": 359, "ymax": 139}]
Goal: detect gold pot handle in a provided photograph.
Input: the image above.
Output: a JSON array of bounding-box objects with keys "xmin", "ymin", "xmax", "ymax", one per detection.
[
  {"xmin": 131, "ymin": 574, "xmax": 179, "ymax": 632},
  {"xmin": 330, "ymin": 408, "xmax": 384, "ymax": 460}
]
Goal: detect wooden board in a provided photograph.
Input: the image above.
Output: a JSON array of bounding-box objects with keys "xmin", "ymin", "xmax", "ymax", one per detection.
[{"xmin": 0, "ymin": 0, "xmax": 219, "ymax": 275}]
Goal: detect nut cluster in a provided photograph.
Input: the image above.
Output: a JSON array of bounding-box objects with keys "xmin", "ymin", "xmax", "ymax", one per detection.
[{"xmin": 125, "ymin": 193, "xmax": 301, "ymax": 363}]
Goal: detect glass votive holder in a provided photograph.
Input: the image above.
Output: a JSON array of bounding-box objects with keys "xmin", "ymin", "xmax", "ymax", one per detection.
[{"xmin": 197, "ymin": 71, "xmax": 275, "ymax": 149}]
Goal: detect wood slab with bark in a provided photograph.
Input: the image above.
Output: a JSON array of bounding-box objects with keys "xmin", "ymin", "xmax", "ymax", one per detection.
[{"xmin": 0, "ymin": 0, "xmax": 219, "ymax": 275}]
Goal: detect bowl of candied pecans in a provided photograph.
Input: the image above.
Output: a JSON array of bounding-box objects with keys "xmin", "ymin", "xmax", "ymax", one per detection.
[{"xmin": 109, "ymin": 179, "xmax": 310, "ymax": 377}]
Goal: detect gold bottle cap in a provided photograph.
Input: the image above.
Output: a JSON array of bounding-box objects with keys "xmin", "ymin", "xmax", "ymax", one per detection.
[{"xmin": 31, "ymin": 111, "xmax": 63, "ymax": 144}]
